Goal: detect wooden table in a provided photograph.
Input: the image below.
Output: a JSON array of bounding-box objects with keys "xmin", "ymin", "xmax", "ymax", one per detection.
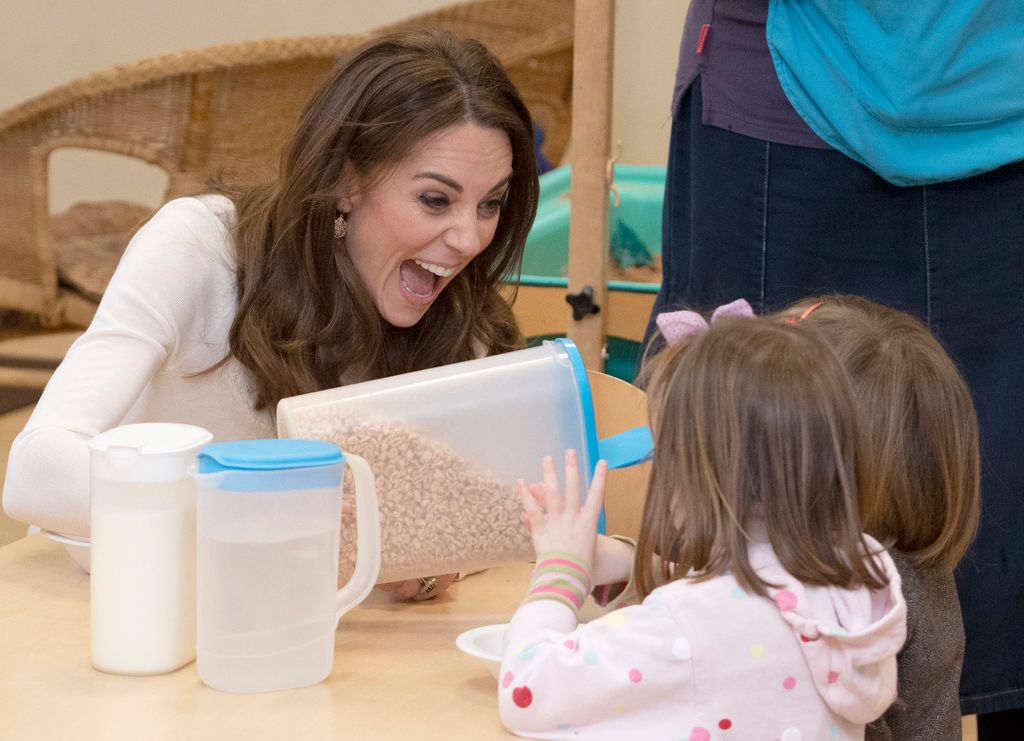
[{"xmin": 0, "ymin": 535, "xmax": 561, "ymax": 740}]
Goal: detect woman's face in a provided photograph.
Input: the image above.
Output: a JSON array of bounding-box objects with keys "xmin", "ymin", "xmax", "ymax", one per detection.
[{"xmin": 337, "ymin": 122, "xmax": 513, "ymax": 328}]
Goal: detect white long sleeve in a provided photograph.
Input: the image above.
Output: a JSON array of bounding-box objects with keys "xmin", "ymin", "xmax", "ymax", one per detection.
[{"xmin": 2, "ymin": 196, "xmax": 274, "ymax": 539}]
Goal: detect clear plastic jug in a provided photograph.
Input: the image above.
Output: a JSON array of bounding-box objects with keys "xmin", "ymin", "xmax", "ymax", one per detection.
[
  {"xmin": 276, "ymin": 339, "xmax": 652, "ymax": 583},
  {"xmin": 89, "ymin": 422, "xmax": 213, "ymax": 675},
  {"xmin": 192, "ymin": 439, "xmax": 380, "ymax": 693}
]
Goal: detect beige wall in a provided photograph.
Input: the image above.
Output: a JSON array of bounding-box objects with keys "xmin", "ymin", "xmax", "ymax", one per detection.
[{"xmin": 0, "ymin": 0, "xmax": 686, "ymax": 214}]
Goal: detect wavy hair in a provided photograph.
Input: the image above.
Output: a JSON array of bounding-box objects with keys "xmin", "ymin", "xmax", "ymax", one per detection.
[
  {"xmin": 635, "ymin": 318, "xmax": 887, "ymax": 600},
  {"xmin": 777, "ymin": 294, "xmax": 980, "ymax": 571},
  {"xmin": 219, "ymin": 30, "xmax": 537, "ymax": 409}
]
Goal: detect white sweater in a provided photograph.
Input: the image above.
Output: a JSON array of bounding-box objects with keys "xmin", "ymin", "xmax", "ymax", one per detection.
[{"xmin": 2, "ymin": 196, "xmax": 275, "ymax": 539}]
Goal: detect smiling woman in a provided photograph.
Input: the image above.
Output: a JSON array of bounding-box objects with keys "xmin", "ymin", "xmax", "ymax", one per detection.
[
  {"xmin": 1, "ymin": 30, "xmax": 539, "ymax": 601},
  {"xmin": 337, "ymin": 122, "xmax": 513, "ymax": 329},
  {"xmin": 227, "ymin": 30, "xmax": 538, "ymax": 409}
]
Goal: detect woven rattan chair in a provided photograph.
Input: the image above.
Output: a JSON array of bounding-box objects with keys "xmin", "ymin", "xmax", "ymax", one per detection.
[{"xmin": 0, "ymin": 0, "xmax": 573, "ymax": 327}]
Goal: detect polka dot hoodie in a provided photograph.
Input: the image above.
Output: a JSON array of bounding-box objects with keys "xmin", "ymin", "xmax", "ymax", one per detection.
[{"xmin": 499, "ymin": 534, "xmax": 906, "ymax": 740}]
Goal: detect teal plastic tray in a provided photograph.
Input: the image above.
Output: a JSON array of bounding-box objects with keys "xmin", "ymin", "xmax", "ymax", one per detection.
[{"xmin": 516, "ymin": 164, "xmax": 666, "ymax": 380}]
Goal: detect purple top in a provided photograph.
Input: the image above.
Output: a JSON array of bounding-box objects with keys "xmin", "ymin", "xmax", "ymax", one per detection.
[{"xmin": 674, "ymin": 0, "xmax": 829, "ymax": 149}]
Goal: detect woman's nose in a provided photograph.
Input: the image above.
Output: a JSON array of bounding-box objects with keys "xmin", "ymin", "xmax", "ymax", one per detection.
[{"xmin": 444, "ymin": 210, "xmax": 488, "ymax": 258}]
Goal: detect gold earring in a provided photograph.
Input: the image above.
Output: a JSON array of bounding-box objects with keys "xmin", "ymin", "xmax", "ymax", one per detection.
[{"xmin": 334, "ymin": 214, "xmax": 347, "ymax": 239}]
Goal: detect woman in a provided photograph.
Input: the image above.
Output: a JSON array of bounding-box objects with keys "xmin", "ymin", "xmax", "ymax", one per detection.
[{"xmin": 2, "ymin": 30, "xmax": 539, "ymax": 601}]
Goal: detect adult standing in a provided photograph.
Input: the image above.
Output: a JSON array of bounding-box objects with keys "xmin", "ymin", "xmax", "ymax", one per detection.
[
  {"xmin": 644, "ymin": 2, "xmax": 1024, "ymax": 735},
  {"xmin": 2, "ymin": 30, "xmax": 540, "ymax": 601}
]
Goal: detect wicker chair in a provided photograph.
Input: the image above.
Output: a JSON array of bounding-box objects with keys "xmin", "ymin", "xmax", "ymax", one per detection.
[{"xmin": 0, "ymin": 0, "xmax": 573, "ymax": 327}]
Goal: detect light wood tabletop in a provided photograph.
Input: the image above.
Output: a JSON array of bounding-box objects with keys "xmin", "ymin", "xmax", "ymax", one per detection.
[{"xmin": 0, "ymin": 534, "xmax": 562, "ymax": 740}]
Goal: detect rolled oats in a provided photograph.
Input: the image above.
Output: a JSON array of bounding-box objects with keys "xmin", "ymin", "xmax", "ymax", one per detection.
[{"xmin": 285, "ymin": 408, "xmax": 533, "ymax": 584}]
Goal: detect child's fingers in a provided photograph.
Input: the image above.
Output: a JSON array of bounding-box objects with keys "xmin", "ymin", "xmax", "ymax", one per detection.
[
  {"xmin": 525, "ymin": 484, "xmax": 547, "ymax": 525},
  {"xmin": 541, "ymin": 455, "xmax": 563, "ymax": 513},
  {"xmin": 584, "ymin": 459, "xmax": 608, "ymax": 521},
  {"xmin": 518, "ymin": 479, "xmax": 545, "ymax": 529},
  {"xmin": 518, "ymin": 479, "xmax": 541, "ymax": 513},
  {"xmin": 563, "ymin": 449, "xmax": 581, "ymax": 511}
]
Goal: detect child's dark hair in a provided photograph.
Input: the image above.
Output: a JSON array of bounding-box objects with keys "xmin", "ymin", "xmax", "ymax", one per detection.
[
  {"xmin": 634, "ymin": 316, "xmax": 887, "ymax": 600},
  {"xmin": 779, "ymin": 294, "xmax": 980, "ymax": 571}
]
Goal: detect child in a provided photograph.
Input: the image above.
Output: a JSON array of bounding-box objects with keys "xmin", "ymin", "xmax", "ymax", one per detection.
[
  {"xmin": 778, "ymin": 294, "xmax": 980, "ymax": 741},
  {"xmin": 501, "ymin": 312, "xmax": 907, "ymax": 740}
]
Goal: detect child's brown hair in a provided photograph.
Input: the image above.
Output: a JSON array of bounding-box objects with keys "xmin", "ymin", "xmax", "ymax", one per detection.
[
  {"xmin": 635, "ymin": 316, "xmax": 887, "ymax": 600},
  {"xmin": 779, "ymin": 294, "xmax": 980, "ymax": 571}
]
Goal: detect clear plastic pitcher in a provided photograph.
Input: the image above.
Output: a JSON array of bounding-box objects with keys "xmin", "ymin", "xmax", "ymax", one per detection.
[
  {"xmin": 192, "ymin": 439, "xmax": 380, "ymax": 693},
  {"xmin": 89, "ymin": 422, "xmax": 213, "ymax": 675}
]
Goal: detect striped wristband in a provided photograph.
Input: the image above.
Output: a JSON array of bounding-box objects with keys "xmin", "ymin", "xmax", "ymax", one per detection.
[{"xmin": 524, "ymin": 551, "xmax": 592, "ymax": 615}]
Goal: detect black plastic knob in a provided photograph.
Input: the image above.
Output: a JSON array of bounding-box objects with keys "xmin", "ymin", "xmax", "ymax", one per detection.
[{"xmin": 566, "ymin": 286, "xmax": 601, "ymax": 321}]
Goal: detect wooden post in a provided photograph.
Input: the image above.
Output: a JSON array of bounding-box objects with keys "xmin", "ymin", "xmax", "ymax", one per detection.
[{"xmin": 566, "ymin": 0, "xmax": 615, "ymax": 369}]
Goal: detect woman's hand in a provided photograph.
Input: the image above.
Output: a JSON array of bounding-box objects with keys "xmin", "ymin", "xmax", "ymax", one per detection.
[
  {"xmin": 592, "ymin": 534, "xmax": 636, "ymax": 587},
  {"xmin": 345, "ymin": 503, "xmax": 456, "ymax": 602},
  {"xmin": 377, "ymin": 574, "xmax": 457, "ymax": 601},
  {"xmin": 518, "ymin": 449, "xmax": 607, "ymax": 565}
]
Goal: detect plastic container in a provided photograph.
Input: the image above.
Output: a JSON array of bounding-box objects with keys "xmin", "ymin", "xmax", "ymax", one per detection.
[
  {"xmin": 277, "ymin": 339, "xmax": 599, "ymax": 501},
  {"xmin": 88, "ymin": 422, "xmax": 213, "ymax": 675},
  {"xmin": 192, "ymin": 439, "xmax": 380, "ymax": 694},
  {"xmin": 276, "ymin": 340, "xmax": 652, "ymax": 583}
]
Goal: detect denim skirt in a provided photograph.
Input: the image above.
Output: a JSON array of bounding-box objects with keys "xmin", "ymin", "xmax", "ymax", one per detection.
[{"xmin": 646, "ymin": 78, "xmax": 1024, "ymax": 716}]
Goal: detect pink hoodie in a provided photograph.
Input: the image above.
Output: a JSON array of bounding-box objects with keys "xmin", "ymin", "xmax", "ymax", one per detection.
[{"xmin": 499, "ymin": 535, "xmax": 906, "ymax": 740}]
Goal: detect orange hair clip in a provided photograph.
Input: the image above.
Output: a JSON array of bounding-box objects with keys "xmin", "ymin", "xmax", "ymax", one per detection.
[{"xmin": 786, "ymin": 300, "xmax": 824, "ymax": 325}]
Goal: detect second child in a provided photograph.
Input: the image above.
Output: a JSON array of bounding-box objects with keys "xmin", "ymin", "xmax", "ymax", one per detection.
[{"xmin": 779, "ymin": 294, "xmax": 981, "ymax": 741}]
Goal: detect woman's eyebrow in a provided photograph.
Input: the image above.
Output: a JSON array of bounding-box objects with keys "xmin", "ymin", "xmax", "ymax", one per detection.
[
  {"xmin": 414, "ymin": 172, "xmax": 512, "ymax": 195},
  {"xmin": 486, "ymin": 174, "xmax": 513, "ymax": 195},
  {"xmin": 415, "ymin": 172, "xmax": 462, "ymax": 192}
]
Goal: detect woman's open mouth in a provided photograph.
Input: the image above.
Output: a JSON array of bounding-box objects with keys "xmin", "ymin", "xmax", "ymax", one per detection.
[{"xmin": 398, "ymin": 259, "xmax": 454, "ymax": 303}]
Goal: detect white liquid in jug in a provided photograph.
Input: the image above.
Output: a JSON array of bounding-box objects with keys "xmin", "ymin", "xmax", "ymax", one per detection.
[
  {"xmin": 90, "ymin": 477, "xmax": 196, "ymax": 675},
  {"xmin": 197, "ymin": 530, "xmax": 338, "ymax": 693}
]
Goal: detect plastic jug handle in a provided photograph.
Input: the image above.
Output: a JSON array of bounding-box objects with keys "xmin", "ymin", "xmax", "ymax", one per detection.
[
  {"xmin": 597, "ymin": 426, "xmax": 653, "ymax": 469},
  {"xmin": 334, "ymin": 453, "xmax": 381, "ymax": 625}
]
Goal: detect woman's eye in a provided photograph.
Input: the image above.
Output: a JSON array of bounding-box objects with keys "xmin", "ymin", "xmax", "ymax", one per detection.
[
  {"xmin": 419, "ymin": 194, "xmax": 449, "ymax": 211},
  {"xmin": 479, "ymin": 198, "xmax": 504, "ymax": 218}
]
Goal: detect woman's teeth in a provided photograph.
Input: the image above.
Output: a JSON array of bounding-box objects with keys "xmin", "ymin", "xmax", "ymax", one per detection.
[{"xmin": 413, "ymin": 259, "xmax": 456, "ymax": 278}]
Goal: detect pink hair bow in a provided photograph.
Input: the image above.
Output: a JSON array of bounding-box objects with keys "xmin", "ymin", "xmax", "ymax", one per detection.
[{"xmin": 656, "ymin": 298, "xmax": 755, "ymax": 345}]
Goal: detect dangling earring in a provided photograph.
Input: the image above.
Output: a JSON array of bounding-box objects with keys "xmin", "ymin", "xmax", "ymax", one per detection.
[{"xmin": 333, "ymin": 213, "xmax": 348, "ymax": 239}]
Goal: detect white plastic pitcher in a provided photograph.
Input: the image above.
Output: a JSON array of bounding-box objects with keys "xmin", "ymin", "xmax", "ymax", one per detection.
[
  {"xmin": 89, "ymin": 422, "xmax": 213, "ymax": 675},
  {"xmin": 192, "ymin": 439, "xmax": 380, "ymax": 693}
]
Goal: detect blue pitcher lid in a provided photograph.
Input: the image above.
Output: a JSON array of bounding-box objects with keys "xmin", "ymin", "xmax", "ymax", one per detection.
[{"xmin": 197, "ymin": 439, "xmax": 343, "ymax": 473}]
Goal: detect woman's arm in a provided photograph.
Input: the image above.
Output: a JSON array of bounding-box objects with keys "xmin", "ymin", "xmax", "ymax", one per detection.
[{"xmin": 1, "ymin": 197, "xmax": 230, "ymax": 538}]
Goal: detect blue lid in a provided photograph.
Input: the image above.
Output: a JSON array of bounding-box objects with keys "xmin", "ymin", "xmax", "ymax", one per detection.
[
  {"xmin": 197, "ymin": 439, "xmax": 343, "ymax": 473},
  {"xmin": 551, "ymin": 338, "xmax": 604, "ymax": 534}
]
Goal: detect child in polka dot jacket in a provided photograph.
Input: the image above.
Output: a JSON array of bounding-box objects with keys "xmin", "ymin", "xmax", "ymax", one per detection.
[{"xmin": 499, "ymin": 308, "xmax": 908, "ymax": 740}]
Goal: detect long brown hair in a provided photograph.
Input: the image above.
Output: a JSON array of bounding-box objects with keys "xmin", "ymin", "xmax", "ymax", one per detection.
[
  {"xmin": 779, "ymin": 294, "xmax": 981, "ymax": 571},
  {"xmin": 221, "ymin": 30, "xmax": 537, "ymax": 410},
  {"xmin": 635, "ymin": 317, "xmax": 887, "ymax": 600}
]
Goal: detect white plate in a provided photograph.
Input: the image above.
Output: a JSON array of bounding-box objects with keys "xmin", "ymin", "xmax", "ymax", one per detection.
[
  {"xmin": 41, "ymin": 530, "xmax": 91, "ymax": 573},
  {"xmin": 455, "ymin": 623, "xmax": 507, "ymax": 679}
]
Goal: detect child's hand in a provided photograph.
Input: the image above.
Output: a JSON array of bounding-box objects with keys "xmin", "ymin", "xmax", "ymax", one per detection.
[{"xmin": 518, "ymin": 449, "xmax": 607, "ymax": 565}]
